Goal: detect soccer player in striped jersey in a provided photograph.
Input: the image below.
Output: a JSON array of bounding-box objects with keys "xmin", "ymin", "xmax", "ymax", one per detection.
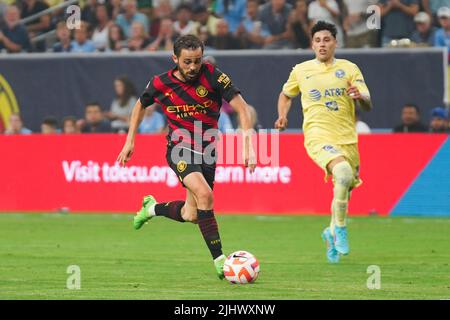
[
  {"xmin": 117, "ymin": 35, "xmax": 256, "ymax": 279},
  {"xmin": 275, "ymin": 21, "xmax": 372, "ymax": 263}
]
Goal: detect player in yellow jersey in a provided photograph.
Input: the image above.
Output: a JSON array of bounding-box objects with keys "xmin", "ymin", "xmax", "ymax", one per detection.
[{"xmin": 275, "ymin": 21, "xmax": 372, "ymax": 263}]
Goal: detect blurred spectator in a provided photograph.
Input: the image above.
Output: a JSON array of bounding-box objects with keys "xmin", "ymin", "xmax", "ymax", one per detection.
[
  {"xmin": 308, "ymin": 0, "xmax": 344, "ymax": 47},
  {"xmin": 411, "ymin": 11, "xmax": 436, "ymax": 46},
  {"xmin": 287, "ymin": 0, "xmax": 311, "ymax": 49},
  {"xmin": 378, "ymin": 0, "xmax": 419, "ymax": 47},
  {"xmin": 355, "ymin": 110, "xmax": 371, "ymax": 133},
  {"xmin": 421, "ymin": 0, "xmax": 450, "ymax": 21},
  {"xmin": 127, "ymin": 21, "xmax": 151, "ymax": 51},
  {"xmin": 429, "ymin": 107, "xmax": 449, "ymax": 133},
  {"xmin": 236, "ymin": 0, "xmax": 270, "ymax": 49},
  {"xmin": 343, "ymin": 0, "xmax": 378, "ymax": 48},
  {"xmin": 193, "ymin": 5, "xmax": 219, "ymax": 37},
  {"xmin": 173, "ymin": 4, "xmax": 197, "ymax": 36},
  {"xmin": 106, "ymin": 76, "xmax": 137, "ymax": 132},
  {"xmin": 0, "ymin": 5, "xmax": 31, "ymax": 53},
  {"xmin": 206, "ymin": 19, "xmax": 242, "ymax": 49},
  {"xmin": 147, "ymin": 17, "xmax": 175, "ymax": 51},
  {"xmin": 80, "ymin": 102, "xmax": 113, "ymax": 133},
  {"xmin": 260, "ymin": 0, "xmax": 294, "ymax": 49},
  {"xmin": 21, "ymin": 0, "xmax": 51, "ymax": 51},
  {"xmin": 52, "ymin": 21, "xmax": 72, "ymax": 52},
  {"xmin": 4, "ymin": 113, "xmax": 32, "ymax": 134},
  {"xmin": 214, "ymin": 0, "xmax": 246, "ymax": 33},
  {"xmin": 149, "ymin": 0, "xmax": 173, "ymax": 37},
  {"xmin": 107, "ymin": 23, "xmax": 127, "ymax": 51},
  {"xmin": 218, "ymin": 110, "xmax": 234, "ymax": 133},
  {"xmin": 62, "ymin": 116, "xmax": 79, "ymax": 134},
  {"xmin": 41, "ymin": 117, "xmax": 58, "ymax": 134},
  {"xmin": 393, "ymin": 104, "xmax": 428, "ymax": 132},
  {"xmin": 116, "ymin": 0, "xmax": 149, "ymax": 38},
  {"xmin": 109, "ymin": 0, "xmax": 123, "ymax": 20},
  {"xmin": 434, "ymin": 6, "xmax": 450, "ymax": 59},
  {"xmin": 81, "ymin": 0, "xmax": 98, "ymax": 28},
  {"xmin": 92, "ymin": 3, "xmax": 113, "ymax": 52},
  {"xmin": 139, "ymin": 104, "xmax": 166, "ymax": 133},
  {"xmin": 70, "ymin": 21, "xmax": 96, "ymax": 53}
]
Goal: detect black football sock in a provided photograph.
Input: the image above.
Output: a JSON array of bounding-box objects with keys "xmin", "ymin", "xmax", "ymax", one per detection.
[
  {"xmin": 197, "ymin": 209, "xmax": 223, "ymax": 260},
  {"xmin": 154, "ymin": 201, "xmax": 185, "ymax": 222}
]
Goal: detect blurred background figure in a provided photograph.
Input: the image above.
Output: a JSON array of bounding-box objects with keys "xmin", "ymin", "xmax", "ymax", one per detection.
[
  {"xmin": 378, "ymin": 0, "xmax": 419, "ymax": 47},
  {"xmin": 434, "ymin": 6, "xmax": 450, "ymax": 62},
  {"xmin": 287, "ymin": 0, "xmax": 311, "ymax": 49},
  {"xmin": 107, "ymin": 23, "xmax": 127, "ymax": 52},
  {"xmin": 80, "ymin": 102, "xmax": 112, "ymax": 133},
  {"xmin": 41, "ymin": 117, "xmax": 58, "ymax": 134},
  {"xmin": 116, "ymin": 0, "xmax": 149, "ymax": 38},
  {"xmin": 126, "ymin": 21, "xmax": 151, "ymax": 51},
  {"xmin": 218, "ymin": 110, "xmax": 234, "ymax": 133},
  {"xmin": 206, "ymin": 19, "xmax": 242, "ymax": 49},
  {"xmin": 106, "ymin": 76, "xmax": 137, "ymax": 133},
  {"xmin": 193, "ymin": 5, "xmax": 219, "ymax": 38},
  {"xmin": 147, "ymin": 17, "xmax": 176, "ymax": 51},
  {"xmin": 411, "ymin": 11, "xmax": 436, "ymax": 46},
  {"xmin": 62, "ymin": 116, "xmax": 79, "ymax": 134},
  {"xmin": 214, "ymin": 0, "xmax": 246, "ymax": 34},
  {"xmin": 21, "ymin": 0, "xmax": 51, "ymax": 52},
  {"xmin": 139, "ymin": 104, "xmax": 166, "ymax": 133},
  {"xmin": 91, "ymin": 3, "xmax": 113, "ymax": 52},
  {"xmin": 70, "ymin": 21, "xmax": 96, "ymax": 53},
  {"xmin": 173, "ymin": 4, "xmax": 197, "ymax": 36},
  {"xmin": 0, "ymin": 4, "xmax": 31, "ymax": 53},
  {"xmin": 343, "ymin": 0, "xmax": 378, "ymax": 48},
  {"xmin": 308, "ymin": 0, "xmax": 344, "ymax": 47},
  {"xmin": 52, "ymin": 21, "xmax": 72, "ymax": 52},
  {"xmin": 4, "ymin": 113, "xmax": 32, "ymax": 134},
  {"xmin": 393, "ymin": 104, "xmax": 428, "ymax": 132},
  {"xmin": 429, "ymin": 107, "xmax": 449, "ymax": 133},
  {"xmin": 260, "ymin": 0, "xmax": 293, "ymax": 49},
  {"xmin": 149, "ymin": 0, "xmax": 174, "ymax": 38},
  {"xmin": 236, "ymin": 0, "xmax": 270, "ymax": 49}
]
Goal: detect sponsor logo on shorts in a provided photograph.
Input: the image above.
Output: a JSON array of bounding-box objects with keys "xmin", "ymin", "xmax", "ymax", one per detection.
[
  {"xmin": 196, "ymin": 85, "xmax": 208, "ymax": 97},
  {"xmin": 176, "ymin": 160, "xmax": 187, "ymax": 173},
  {"xmin": 323, "ymin": 145, "xmax": 338, "ymax": 154}
]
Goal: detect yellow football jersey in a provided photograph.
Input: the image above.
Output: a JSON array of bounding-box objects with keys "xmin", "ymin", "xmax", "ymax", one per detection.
[{"xmin": 282, "ymin": 58, "xmax": 370, "ymax": 145}]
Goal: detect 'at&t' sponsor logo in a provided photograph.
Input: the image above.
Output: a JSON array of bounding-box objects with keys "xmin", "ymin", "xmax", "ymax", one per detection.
[{"xmin": 309, "ymin": 88, "xmax": 348, "ymax": 101}]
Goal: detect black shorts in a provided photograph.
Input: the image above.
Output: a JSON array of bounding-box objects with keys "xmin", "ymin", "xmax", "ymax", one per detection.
[{"xmin": 166, "ymin": 145, "xmax": 216, "ymax": 190}]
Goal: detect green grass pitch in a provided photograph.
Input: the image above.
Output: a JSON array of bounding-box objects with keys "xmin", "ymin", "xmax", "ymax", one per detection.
[{"xmin": 0, "ymin": 213, "xmax": 449, "ymax": 300}]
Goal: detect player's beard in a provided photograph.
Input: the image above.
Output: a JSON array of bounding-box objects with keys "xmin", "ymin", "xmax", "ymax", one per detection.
[{"xmin": 177, "ymin": 64, "xmax": 200, "ymax": 83}]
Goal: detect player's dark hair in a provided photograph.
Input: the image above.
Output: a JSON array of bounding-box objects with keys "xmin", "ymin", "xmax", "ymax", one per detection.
[
  {"xmin": 42, "ymin": 117, "xmax": 58, "ymax": 128},
  {"xmin": 174, "ymin": 35, "xmax": 204, "ymax": 57},
  {"xmin": 311, "ymin": 21, "xmax": 338, "ymax": 39}
]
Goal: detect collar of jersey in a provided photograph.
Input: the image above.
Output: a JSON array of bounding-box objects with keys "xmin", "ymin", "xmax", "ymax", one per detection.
[{"xmin": 314, "ymin": 58, "xmax": 336, "ymax": 66}]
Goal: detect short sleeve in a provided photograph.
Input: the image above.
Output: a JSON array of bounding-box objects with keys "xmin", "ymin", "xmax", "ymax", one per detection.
[
  {"xmin": 282, "ymin": 67, "xmax": 300, "ymax": 98},
  {"xmin": 350, "ymin": 64, "xmax": 370, "ymax": 99},
  {"xmin": 139, "ymin": 78, "xmax": 156, "ymax": 108},
  {"xmin": 212, "ymin": 66, "xmax": 241, "ymax": 102}
]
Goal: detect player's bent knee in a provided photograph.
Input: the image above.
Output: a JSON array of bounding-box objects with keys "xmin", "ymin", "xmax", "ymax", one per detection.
[
  {"xmin": 332, "ymin": 161, "xmax": 353, "ymax": 188},
  {"xmin": 195, "ymin": 189, "xmax": 214, "ymax": 207}
]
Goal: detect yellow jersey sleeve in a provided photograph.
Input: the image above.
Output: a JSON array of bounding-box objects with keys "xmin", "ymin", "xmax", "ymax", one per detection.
[
  {"xmin": 282, "ymin": 67, "xmax": 301, "ymax": 98},
  {"xmin": 350, "ymin": 64, "xmax": 370, "ymax": 100}
]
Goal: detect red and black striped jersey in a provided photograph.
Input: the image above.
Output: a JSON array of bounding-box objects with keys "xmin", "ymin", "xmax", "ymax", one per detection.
[{"xmin": 139, "ymin": 63, "xmax": 240, "ymax": 151}]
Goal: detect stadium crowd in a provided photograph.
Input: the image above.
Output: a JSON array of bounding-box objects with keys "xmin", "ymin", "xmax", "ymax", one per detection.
[{"xmin": 0, "ymin": 0, "xmax": 450, "ymax": 53}]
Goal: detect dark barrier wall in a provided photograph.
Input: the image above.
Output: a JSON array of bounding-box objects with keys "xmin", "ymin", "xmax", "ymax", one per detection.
[{"xmin": 0, "ymin": 48, "xmax": 446, "ymax": 132}]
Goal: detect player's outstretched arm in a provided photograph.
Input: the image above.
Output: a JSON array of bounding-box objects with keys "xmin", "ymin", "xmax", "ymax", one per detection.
[
  {"xmin": 229, "ymin": 94, "xmax": 256, "ymax": 173},
  {"xmin": 275, "ymin": 92, "xmax": 292, "ymax": 131},
  {"xmin": 117, "ymin": 100, "xmax": 146, "ymax": 166}
]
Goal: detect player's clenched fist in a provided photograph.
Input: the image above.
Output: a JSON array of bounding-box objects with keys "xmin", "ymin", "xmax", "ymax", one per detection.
[
  {"xmin": 347, "ymin": 81, "xmax": 361, "ymax": 100},
  {"xmin": 274, "ymin": 117, "xmax": 288, "ymax": 131}
]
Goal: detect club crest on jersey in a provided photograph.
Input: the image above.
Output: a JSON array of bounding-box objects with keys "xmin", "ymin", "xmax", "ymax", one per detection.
[
  {"xmin": 335, "ymin": 69, "xmax": 345, "ymax": 78},
  {"xmin": 176, "ymin": 160, "xmax": 187, "ymax": 173},
  {"xmin": 323, "ymin": 145, "xmax": 339, "ymax": 154},
  {"xmin": 196, "ymin": 85, "xmax": 208, "ymax": 97}
]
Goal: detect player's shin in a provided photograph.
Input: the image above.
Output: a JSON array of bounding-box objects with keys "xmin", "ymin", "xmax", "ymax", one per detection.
[
  {"xmin": 331, "ymin": 162, "xmax": 353, "ymax": 227},
  {"xmin": 154, "ymin": 201, "xmax": 186, "ymax": 222},
  {"xmin": 197, "ymin": 209, "xmax": 223, "ymax": 259}
]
